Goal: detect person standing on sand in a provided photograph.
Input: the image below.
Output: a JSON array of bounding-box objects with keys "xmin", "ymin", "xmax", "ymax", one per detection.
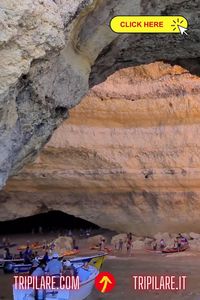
[
  {"xmin": 100, "ymin": 238, "xmax": 105, "ymax": 251},
  {"xmin": 130, "ymin": 240, "xmax": 134, "ymax": 256},
  {"xmin": 152, "ymin": 240, "xmax": 157, "ymax": 251},
  {"xmin": 126, "ymin": 239, "xmax": 131, "ymax": 255},
  {"xmin": 126, "ymin": 233, "xmax": 133, "ymax": 255},
  {"xmin": 118, "ymin": 239, "xmax": 123, "ymax": 252}
]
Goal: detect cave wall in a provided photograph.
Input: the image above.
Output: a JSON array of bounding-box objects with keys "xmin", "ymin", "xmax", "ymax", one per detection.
[
  {"xmin": 2, "ymin": 62, "xmax": 200, "ymax": 235},
  {"xmin": 0, "ymin": 0, "xmax": 200, "ymax": 191}
]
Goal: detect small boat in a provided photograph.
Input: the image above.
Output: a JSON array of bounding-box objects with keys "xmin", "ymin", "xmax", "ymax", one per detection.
[
  {"xmin": 70, "ymin": 253, "xmax": 106, "ymax": 270},
  {"xmin": 13, "ymin": 265, "xmax": 98, "ymax": 300},
  {"xmin": 162, "ymin": 245, "xmax": 189, "ymax": 254},
  {"xmin": 4, "ymin": 261, "xmax": 32, "ymax": 274},
  {"xmin": 0, "ymin": 258, "xmax": 24, "ymax": 269},
  {"xmin": 12, "ymin": 253, "xmax": 106, "ymax": 300},
  {"xmin": 4, "ymin": 252, "xmax": 106, "ymax": 274}
]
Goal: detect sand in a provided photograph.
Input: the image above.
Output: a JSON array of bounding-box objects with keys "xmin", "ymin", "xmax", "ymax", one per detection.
[{"xmin": 1, "ymin": 233, "xmax": 200, "ymax": 300}]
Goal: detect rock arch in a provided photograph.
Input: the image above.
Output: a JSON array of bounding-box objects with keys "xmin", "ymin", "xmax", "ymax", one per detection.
[{"xmin": 0, "ymin": 0, "xmax": 200, "ymax": 191}]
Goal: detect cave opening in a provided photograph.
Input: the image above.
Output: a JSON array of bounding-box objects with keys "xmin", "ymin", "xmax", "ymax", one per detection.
[{"xmin": 0, "ymin": 210, "xmax": 100, "ymax": 235}]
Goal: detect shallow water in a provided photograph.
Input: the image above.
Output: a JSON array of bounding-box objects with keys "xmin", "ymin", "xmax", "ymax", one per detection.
[{"xmin": 1, "ymin": 253, "xmax": 200, "ymax": 300}]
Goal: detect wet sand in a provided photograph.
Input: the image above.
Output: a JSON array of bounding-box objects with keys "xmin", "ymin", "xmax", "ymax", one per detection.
[
  {"xmin": 1, "ymin": 234, "xmax": 200, "ymax": 300},
  {"xmin": 88, "ymin": 253, "xmax": 200, "ymax": 300}
]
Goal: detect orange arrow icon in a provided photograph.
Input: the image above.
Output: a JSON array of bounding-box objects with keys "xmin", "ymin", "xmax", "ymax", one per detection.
[
  {"xmin": 95, "ymin": 272, "xmax": 116, "ymax": 293},
  {"xmin": 99, "ymin": 276, "xmax": 112, "ymax": 293}
]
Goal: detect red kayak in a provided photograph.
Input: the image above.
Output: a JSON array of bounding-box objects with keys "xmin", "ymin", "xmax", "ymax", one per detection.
[{"xmin": 162, "ymin": 245, "xmax": 189, "ymax": 254}]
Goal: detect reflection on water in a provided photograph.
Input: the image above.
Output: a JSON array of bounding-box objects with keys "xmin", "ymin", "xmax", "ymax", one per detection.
[{"xmin": 1, "ymin": 254, "xmax": 200, "ymax": 300}]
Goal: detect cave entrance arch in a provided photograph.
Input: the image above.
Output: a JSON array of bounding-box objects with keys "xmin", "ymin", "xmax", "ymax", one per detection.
[{"xmin": 0, "ymin": 210, "xmax": 100, "ymax": 235}]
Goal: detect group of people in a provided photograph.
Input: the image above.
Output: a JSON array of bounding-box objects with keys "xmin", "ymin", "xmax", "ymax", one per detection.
[
  {"xmin": 153, "ymin": 233, "xmax": 189, "ymax": 251},
  {"xmin": 30, "ymin": 253, "xmax": 92, "ymax": 283},
  {"xmin": 174, "ymin": 233, "xmax": 189, "ymax": 249},
  {"xmin": 114, "ymin": 233, "xmax": 134, "ymax": 256}
]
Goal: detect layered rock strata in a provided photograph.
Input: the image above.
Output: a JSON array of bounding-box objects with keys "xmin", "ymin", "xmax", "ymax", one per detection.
[{"xmin": 2, "ymin": 62, "xmax": 200, "ymax": 235}]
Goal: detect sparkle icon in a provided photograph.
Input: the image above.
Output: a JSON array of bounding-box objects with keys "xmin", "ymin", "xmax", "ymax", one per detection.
[{"xmin": 171, "ymin": 18, "xmax": 188, "ymax": 35}]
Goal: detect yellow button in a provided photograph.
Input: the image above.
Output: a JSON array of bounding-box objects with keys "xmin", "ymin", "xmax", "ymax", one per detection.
[{"xmin": 110, "ymin": 16, "xmax": 188, "ymax": 34}]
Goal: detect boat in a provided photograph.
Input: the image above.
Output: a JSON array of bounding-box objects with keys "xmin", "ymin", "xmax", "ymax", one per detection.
[
  {"xmin": 162, "ymin": 245, "xmax": 189, "ymax": 254},
  {"xmin": 0, "ymin": 258, "xmax": 24, "ymax": 269},
  {"xmin": 4, "ymin": 261, "xmax": 32, "ymax": 274},
  {"xmin": 12, "ymin": 253, "xmax": 106, "ymax": 300},
  {"xmin": 70, "ymin": 253, "xmax": 106, "ymax": 270},
  {"xmin": 90, "ymin": 245, "xmax": 112, "ymax": 253},
  {"xmin": 13, "ymin": 265, "xmax": 99, "ymax": 300},
  {"xmin": 4, "ymin": 252, "xmax": 106, "ymax": 274}
]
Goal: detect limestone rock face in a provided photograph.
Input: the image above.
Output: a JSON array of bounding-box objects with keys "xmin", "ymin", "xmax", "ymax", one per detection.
[
  {"xmin": 189, "ymin": 240, "xmax": 200, "ymax": 251},
  {"xmin": 87, "ymin": 235, "xmax": 106, "ymax": 247},
  {"xmin": 111, "ymin": 234, "xmax": 127, "ymax": 246},
  {"xmin": 0, "ymin": 0, "xmax": 200, "ymax": 190},
  {"xmin": 2, "ymin": 62, "xmax": 200, "ymax": 235},
  {"xmin": 53, "ymin": 236, "xmax": 73, "ymax": 254},
  {"xmin": 189, "ymin": 233, "xmax": 200, "ymax": 240},
  {"xmin": 132, "ymin": 240, "xmax": 144, "ymax": 250}
]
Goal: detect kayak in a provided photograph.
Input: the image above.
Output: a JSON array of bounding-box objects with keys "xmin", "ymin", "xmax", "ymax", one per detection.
[
  {"xmin": 162, "ymin": 245, "xmax": 189, "ymax": 254},
  {"xmin": 90, "ymin": 246, "xmax": 112, "ymax": 253},
  {"xmin": 17, "ymin": 243, "xmax": 43, "ymax": 251},
  {"xmin": 62, "ymin": 249, "xmax": 80, "ymax": 257}
]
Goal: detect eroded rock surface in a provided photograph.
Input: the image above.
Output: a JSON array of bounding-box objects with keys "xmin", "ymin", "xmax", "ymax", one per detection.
[
  {"xmin": 2, "ymin": 62, "xmax": 200, "ymax": 235},
  {"xmin": 0, "ymin": 0, "xmax": 200, "ymax": 190}
]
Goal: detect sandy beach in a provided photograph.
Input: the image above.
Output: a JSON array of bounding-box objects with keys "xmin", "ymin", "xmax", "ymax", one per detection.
[{"xmin": 1, "ymin": 232, "xmax": 200, "ymax": 300}]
